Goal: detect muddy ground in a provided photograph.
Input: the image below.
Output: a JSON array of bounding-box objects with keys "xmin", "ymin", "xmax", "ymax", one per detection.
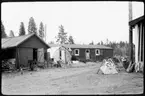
[{"xmin": 2, "ymin": 62, "xmax": 144, "ymax": 95}]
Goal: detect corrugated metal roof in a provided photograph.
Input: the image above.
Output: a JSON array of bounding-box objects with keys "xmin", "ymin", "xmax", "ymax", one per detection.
[
  {"xmin": 2, "ymin": 33, "xmax": 49, "ymax": 49},
  {"xmin": 48, "ymin": 44, "xmax": 112, "ymax": 49}
]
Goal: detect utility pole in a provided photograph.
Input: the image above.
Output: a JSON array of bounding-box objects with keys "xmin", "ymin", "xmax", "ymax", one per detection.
[
  {"xmin": 45, "ymin": 24, "xmax": 46, "ymax": 42},
  {"xmin": 129, "ymin": 2, "xmax": 133, "ymax": 62},
  {"xmin": 129, "ymin": 2, "xmax": 132, "ymax": 21}
]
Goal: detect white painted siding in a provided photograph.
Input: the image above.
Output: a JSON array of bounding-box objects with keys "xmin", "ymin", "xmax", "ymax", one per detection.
[{"xmin": 134, "ymin": 24, "xmax": 139, "ymax": 63}]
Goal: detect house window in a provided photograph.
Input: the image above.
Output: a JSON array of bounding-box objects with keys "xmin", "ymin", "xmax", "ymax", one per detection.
[
  {"xmin": 95, "ymin": 49, "xmax": 100, "ymax": 56},
  {"xmin": 74, "ymin": 49, "xmax": 79, "ymax": 56}
]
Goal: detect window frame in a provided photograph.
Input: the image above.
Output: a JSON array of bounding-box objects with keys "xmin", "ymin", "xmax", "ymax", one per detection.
[
  {"xmin": 95, "ymin": 49, "xmax": 100, "ymax": 56},
  {"xmin": 74, "ymin": 49, "xmax": 79, "ymax": 56}
]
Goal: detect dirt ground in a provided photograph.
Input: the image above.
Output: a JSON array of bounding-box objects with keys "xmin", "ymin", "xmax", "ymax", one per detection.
[{"xmin": 2, "ymin": 62, "xmax": 143, "ymax": 95}]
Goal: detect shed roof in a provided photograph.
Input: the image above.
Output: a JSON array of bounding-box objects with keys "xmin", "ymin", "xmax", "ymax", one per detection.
[
  {"xmin": 2, "ymin": 33, "xmax": 50, "ymax": 49},
  {"xmin": 48, "ymin": 44, "xmax": 112, "ymax": 49},
  {"xmin": 129, "ymin": 15, "xmax": 144, "ymax": 26}
]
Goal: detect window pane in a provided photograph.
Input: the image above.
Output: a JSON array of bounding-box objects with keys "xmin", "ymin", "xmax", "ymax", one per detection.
[
  {"xmin": 96, "ymin": 50, "xmax": 98, "ymax": 54},
  {"xmin": 96, "ymin": 49, "xmax": 100, "ymax": 55},
  {"xmin": 76, "ymin": 50, "xmax": 78, "ymax": 54}
]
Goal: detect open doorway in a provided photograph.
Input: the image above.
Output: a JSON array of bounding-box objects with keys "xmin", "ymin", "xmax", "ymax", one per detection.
[
  {"xmin": 85, "ymin": 49, "xmax": 90, "ymax": 60},
  {"xmin": 33, "ymin": 48, "xmax": 37, "ymax": 61}
]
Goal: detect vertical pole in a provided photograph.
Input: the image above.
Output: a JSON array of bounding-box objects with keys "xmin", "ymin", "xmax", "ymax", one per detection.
[
  {"xmin": 139, "ymin": 23, "xmax": 142, "ymax": 62},
  {"xmin": 129, "ymin": 2, "xmax": 132, "ymax": 21},
  {"xmin": 45, "ymin": 24, "xmax": 46, "ymax": 42},
  {"xmin": 129, "ymin": 26, "xmax": 133, "ymax": 62},
  {"xmin": 143, "ymin": 25, "xmax": 144, "ymax": 64},
  {"xmin": 16, "ymin": 48, "xmax": 21, "ymax": 70},
  {"xmin": 16, "ymin": 48, "xmax": 18, "ymax": 69},
  {"xmin": 129, "ymin": 2, "xmax": 133, "ymax": 62},
  {"xmin": 143, "ymin": 24, "xmax": 144, "ymax": 62}
]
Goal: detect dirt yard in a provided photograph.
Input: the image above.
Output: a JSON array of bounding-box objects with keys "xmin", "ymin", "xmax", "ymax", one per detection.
[{"xmin": 2, "ymin": 62, "xmax": 143, "ymax": 95}]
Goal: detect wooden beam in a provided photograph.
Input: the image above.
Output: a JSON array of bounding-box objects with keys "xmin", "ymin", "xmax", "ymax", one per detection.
[
  {"xmin": 16, "ymin": 48, "xmax": 19, "ymax": 69},
  {"xmin": 143, "ymin": 24, "xmax": 144, "ymax": 62},
  {"xmin": 16, "ymin": 47, "xmax": 21, "ymax": 70},
  {"xmin": 128, "ymin": 1, "xmax": 133, "ymax": 62},
  {"xmin": 129, "ymin": 26, "xmax": 133, "ymax": 62},
  {"xmin": 139, "ymin": 23, "xmax": 142, "ymax": 62}
]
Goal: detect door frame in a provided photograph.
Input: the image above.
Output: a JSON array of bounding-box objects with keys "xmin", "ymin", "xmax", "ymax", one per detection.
[
  {"xmin": 85, "ymin": 49, "xmax": 90, "ymax": 60},
  {"xmin": 33, "ymin": 48, "xmax": 37, "ymax": 61}
]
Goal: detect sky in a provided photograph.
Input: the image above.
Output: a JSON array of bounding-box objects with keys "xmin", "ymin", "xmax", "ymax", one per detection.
[{"xmin": 1, "ymin": 1, "xmax": 144, "ymax": 44}]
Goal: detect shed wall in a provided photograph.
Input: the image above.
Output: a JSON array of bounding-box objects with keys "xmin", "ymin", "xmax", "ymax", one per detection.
[
  {"xmin": 90, "ymin": 49, "xmax": 96, "ymax": 61},
  {"xmin": 71, "ymin": 48, "xmax": 86, "ymax": 61},
  {"xmin": 18, "ymin": 48, "xmax": 33, "ymax": 67}
]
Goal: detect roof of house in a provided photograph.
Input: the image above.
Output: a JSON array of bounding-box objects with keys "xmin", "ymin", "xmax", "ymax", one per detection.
[
  {"xmin": 2, "ymin": 33, "xmax": 50, "ymax": 49},
  {"xmin": 48, "ymin": 44, "xmax": 113, "ymax": 49},
  {"xmin": 129, "ymin": 15, "xmax": 144, "ymax": 26}
]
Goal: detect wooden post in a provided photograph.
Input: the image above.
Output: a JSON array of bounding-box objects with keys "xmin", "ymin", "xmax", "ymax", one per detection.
[
  {"xmin": 16, "ymin": 48, "xmax": 20, "ymax": 70},
  {"xmin": 139, "ymin": 23, "xmax": 142, "ymax": 62},
  {"xmin": 129, "ymin": 2, "xmax": 133, "ymax": 62},
  {"xmin": 129, "ymin": 26, "xmax": 133, "ymax": 62},
  {"xmin": 15, "ymin": 48, "xmax": 18, "ymax": 69},
  {"xmin": 143, "ymin": 24, "xmax": 144, "ymax": 62}
]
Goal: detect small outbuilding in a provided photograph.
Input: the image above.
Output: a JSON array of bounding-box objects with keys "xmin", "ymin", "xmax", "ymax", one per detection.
[
  {"xmin": 1, "ymin": 33, "xmax": 50, "ymax": 69},
  {"xmin": 47, "ymin": 45, "xmax": 72, "ymax": 65}
]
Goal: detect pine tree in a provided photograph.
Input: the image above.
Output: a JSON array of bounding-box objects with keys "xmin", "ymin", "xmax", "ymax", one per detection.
[
  {"xmin": 89, "ymin": 41, "xmax": 94, "ymax": 45},
  {"xmin": 1, "ymin": 22, "xmax": 7, "ymax": 38},
  {"xmin": 97, "ymin": 42, "xmax": 101, "ymax": 45},
  {"xmin": 28, "ymin": 17, "xmax": 37, "ymax": 34},
  {"xmin": 100, "ymin": 41, "xmax": 104, "ymax": 45},
  {"xmin": 56, "ymin": 25, "xmax": 68, "ymax": 44},
  {"xmin": 9, "ymin": 30, "xmax": 15, "ymax": 37},
  {"xmin": 19, "ymin": 22, "xmax": 26, "ymax": 36},
  {"xmin": 38, "ymin": 22, "xmax": 44, "ymax": 39},
  {"xmin": 68, "ymin": 35, "xmax": 75, "ymax": 44},
  {"xmin": 106, "ymin": 38, "xmax": 109, "ymax": 45}
]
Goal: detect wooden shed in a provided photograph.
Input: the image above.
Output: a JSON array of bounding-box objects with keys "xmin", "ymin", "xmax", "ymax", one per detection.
[{"xmin": 1, "ymin": 33, "xmax": 50, "ymax": 69}]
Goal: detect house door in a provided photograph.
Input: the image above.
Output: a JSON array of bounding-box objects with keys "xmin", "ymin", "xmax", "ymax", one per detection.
[
  {"xmin": 61, "ymin": 50, "xmax": 66, "ymax": 63},
  {"xmin": 85, "ymin": 49, "xmax": 90, "ymax": 60},
  {"xmin": 37, "ymin": 48, "xmax": 44, "ymax": 62},
  {"xmin": 33, "ymin": 48, "xmax": 37, "ymax": 61}
]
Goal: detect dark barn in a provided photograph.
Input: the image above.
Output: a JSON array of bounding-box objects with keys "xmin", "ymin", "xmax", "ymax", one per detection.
[
  {"xmin": 48, "ymin": 44, "xmax": 113, "ymax": 62},
  {"xmin": 1, "ymin": 33, "xmax": 50, "ymax": 69}
]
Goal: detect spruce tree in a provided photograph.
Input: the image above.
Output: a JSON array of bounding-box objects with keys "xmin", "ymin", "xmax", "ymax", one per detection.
[
  {"xmin": 19, "ymin": 22, "xmax": 26, "ymax": 36},
  {"xmin": 28, "ymin": 17, "xmax": 37, "ymax": 34},
  {"xmin": 56, "ymin": 25, "xmax": 68, "ymax": 44},
  {"xmin": 89, "ymin": 41, "xmax": 94, "ymax": 45},
  {"xmin": 38, "ymin": 22, "xmax": 44, "ymax": 39},
  {"xmin": 1, "ymin": 22, "xmax": 7, "ymax": 38},
  {"xmin": 68, "ymin": 35, "xmax": 75, "ymax": 44}
]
